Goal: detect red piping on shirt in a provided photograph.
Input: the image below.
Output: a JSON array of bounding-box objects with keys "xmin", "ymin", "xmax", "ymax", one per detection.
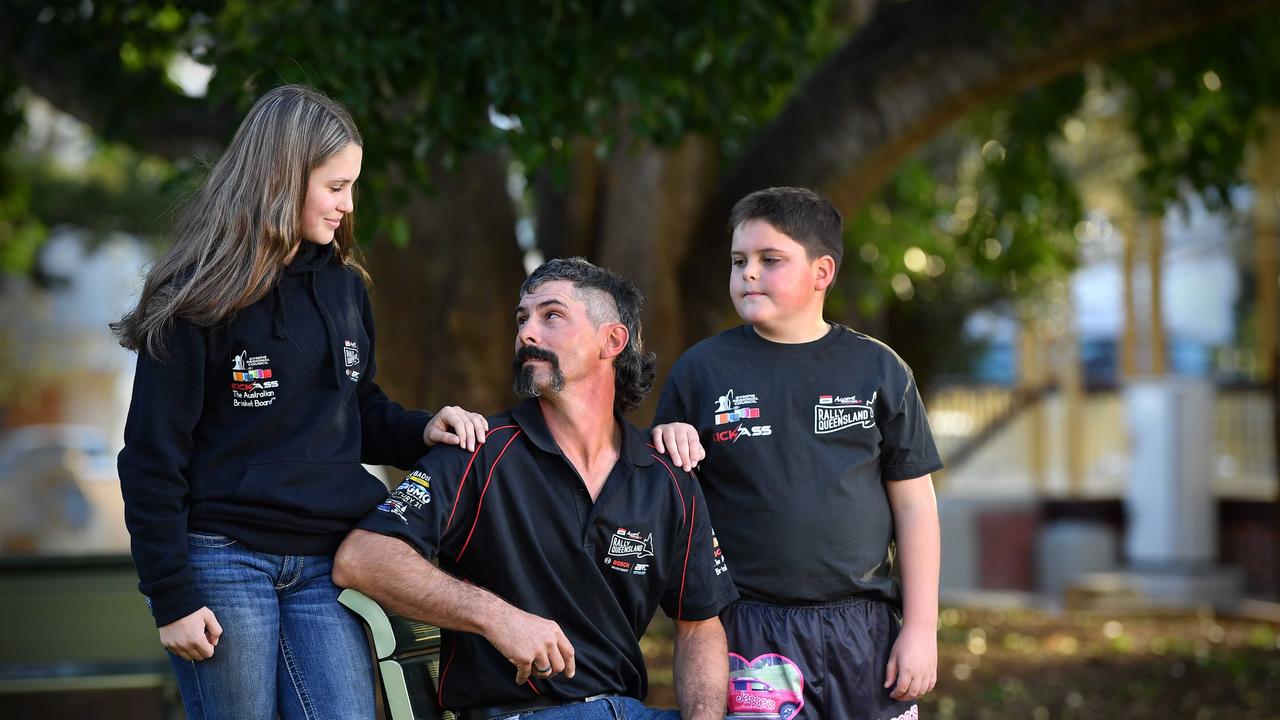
[
  {"xmin": 649, "ymin": 453, "xmax": 687, "ymax": 526},
  {"xmin": 456, "ymin": 429, "xmax": 524, "ymax": 561},
  {"xmin": 678, "ymin": 493, "xmax": 696, "ymax": 619},
  {"xmin": 650, "ymin": 452, "xmax": 695, "ymax": 619},
  {"xmin": 437, "ymin": 634, "xmax": 458, "ymax": 708},
  {"xmin": 444, "ymin": 425, "xmax": 519, "ymax": 533}
]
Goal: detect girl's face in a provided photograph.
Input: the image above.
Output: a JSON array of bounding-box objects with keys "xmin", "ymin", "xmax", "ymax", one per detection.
[{"xmin": 301, "ymin": 142, "xmax": 362, "ymax": 246}]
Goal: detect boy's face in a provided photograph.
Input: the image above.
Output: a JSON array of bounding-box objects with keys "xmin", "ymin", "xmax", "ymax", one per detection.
[{"xmin": 729, "ymin": 220, "xmax": 830, "ymax": 331}]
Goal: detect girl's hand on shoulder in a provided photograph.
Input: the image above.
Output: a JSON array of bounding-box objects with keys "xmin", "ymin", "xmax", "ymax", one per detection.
[
  {"xmin": 158, "ymin": 606, "xmax": 222, "ymax": 661},
  {"xmin": 425, "ymin": 406, "xmax": 489, "ymax": 452}
]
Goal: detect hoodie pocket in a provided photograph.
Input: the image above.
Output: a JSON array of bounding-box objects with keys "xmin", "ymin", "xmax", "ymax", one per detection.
[{"xmin": 235, "ymin": 460, "xmax": 389, "ymax": 520}]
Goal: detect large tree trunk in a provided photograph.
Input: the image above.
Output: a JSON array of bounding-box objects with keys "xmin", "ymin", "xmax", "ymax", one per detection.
[
  {"xmin": 364, "ymin": 153, "xmax": 525, "ymax": 416},
  {"xmin": 679, "ymin": 0, "xmax": 1280, "ymax": 345},
  {"xmin": 536, "ymin": 136, "xmax": 719, "ymax": 423}
]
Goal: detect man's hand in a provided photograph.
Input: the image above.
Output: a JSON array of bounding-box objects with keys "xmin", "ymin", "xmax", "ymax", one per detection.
[
  {"xmin": 650, "ymin": 422, "xmax": 705, "ymax": 472},
  {"xmin": 158, "ymin": 606, "xmax": 222, "ymax": 661},
  {"xmin": 483, "ymin": 605, "xmax": 576, "ymax": 685},
  {"xmin": 883, "ymin": 623, "xmax": 936, "ymax": 702},
  {"xmin": 424, "ymin": 405, "xmax": 489, "ymax": 452},
  {"xmin": 336, "ymin": 531, "xmax": 576, "ymax": 686}
]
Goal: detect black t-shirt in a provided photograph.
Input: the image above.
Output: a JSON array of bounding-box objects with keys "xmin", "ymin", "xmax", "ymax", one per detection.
[
  {"xmin": 653, "ymin": 324, "xmax": 942, "ymax": 607},
  {"xmin": 357, "ymin": 398, "xmax": 738, "ymax": 711}
]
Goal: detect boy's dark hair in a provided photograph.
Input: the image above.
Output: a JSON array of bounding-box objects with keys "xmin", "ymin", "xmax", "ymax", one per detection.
[
  {"xmin": 729, "ymin": 187, "xmax": 844, "ymax": 273},
  {"xmin": 521, "ymin": 257, "xmax": 657, "ymax": 415}
]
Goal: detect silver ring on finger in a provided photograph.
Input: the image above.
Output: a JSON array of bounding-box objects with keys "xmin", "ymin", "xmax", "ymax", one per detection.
[{"xmin": 533, "ymin": 662, "xmax": 551, "ymax": 674}]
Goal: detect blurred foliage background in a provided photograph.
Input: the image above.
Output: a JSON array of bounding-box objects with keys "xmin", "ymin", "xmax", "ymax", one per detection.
[{"xmin": 5, "ymin": 0, "xmax": 1280, "ymax": 410}]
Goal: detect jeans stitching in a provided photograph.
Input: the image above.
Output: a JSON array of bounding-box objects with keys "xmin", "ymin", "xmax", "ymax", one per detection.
[
  {"xmin": 188, "ymin": 532, "xmax": 238, "ymax": 548},
  {"xmin": 276, "ymin": 555, "xmax": 303, "ymax": 590},
  {"xmin": 188, "ymin": 659, "xmax": 207, "ymax": 720},
  {"xmin": 279, "ymin": 626, "xmax": 317, "ymax": 720}
]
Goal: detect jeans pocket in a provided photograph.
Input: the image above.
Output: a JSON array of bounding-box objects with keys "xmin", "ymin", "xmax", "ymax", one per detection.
[{"xmin": 188, "ymin": 531, "xmax": 237, "ymax": 548}]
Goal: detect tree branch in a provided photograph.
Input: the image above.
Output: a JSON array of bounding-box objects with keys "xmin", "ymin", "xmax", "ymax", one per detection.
[
  {"xmin": 1, "ymin": 2, "xmax": 237, "ymax": 160},
  {"xmin": 681, "ymin": 0, "xmax": 1280, "ymax": 341}
]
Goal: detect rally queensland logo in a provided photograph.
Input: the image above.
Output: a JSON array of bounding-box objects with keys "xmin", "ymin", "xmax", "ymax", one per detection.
[
  {"xmin": 813, "ymin": 391, "xmax": 877, "ymax": 434},
  {"xmin": 604, "ymin": 527, "xmax": 655, "ymax": 576},
  {"xmin": 343, "ymin": 340, "xmax": 361, "ymax": 382}
]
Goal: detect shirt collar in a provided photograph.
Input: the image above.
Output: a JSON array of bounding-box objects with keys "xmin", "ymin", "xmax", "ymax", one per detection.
[{"xmin": 510, "ymin": 397, "xmax": 655, "ymax": 468}]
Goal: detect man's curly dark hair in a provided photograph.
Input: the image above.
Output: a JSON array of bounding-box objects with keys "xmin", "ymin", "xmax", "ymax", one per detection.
[{"xmin": 520, "ymin": 257, "xmax": 657, "ymax": 415}]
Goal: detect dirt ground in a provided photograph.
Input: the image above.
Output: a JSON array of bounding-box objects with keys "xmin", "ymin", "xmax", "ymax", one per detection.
[{"xmin": 641, "ymin": 606, "xmax": 1280, "ymax": 719}]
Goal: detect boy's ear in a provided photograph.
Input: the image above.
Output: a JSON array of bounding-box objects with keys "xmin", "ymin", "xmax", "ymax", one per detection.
[
  {"xmin": 814, "ymin": 255, "xmax": 837, "ymax": 292},
  {"xmin": 600, "ymin": 323, "xmax": 629, "ymax": 360}
]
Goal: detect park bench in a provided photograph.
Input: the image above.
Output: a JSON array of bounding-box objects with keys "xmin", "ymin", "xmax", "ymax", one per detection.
[
  {"xmin": 0, "ymin": 554, "xmax": 178, "ymax": 719},
  {"xmin": 339, "ymin": 588, "xmax": 453, "ymax": 720}
]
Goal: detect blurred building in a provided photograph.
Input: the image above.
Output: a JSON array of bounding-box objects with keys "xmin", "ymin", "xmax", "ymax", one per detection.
[{"xmin": 0, "ymin": 229, "xmax": 150, "ymax": 556}]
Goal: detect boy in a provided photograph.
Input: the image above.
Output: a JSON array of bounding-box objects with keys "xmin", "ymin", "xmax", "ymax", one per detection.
[{"xmin": 652, "ymin": 187, "xmax": 942, "ymax": 720}]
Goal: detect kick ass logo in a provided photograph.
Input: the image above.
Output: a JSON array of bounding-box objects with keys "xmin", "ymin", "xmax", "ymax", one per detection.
[
  {"xmin": 713, "ymin": 425, "xmax": 773, "ymax": 443},
  {"xmin": 710, "ymin": 388, "xmax": 770, "ymax": 443},
  {"xmin": 230, "ymin": 350, "xmax": 278, "ymax": 407}
]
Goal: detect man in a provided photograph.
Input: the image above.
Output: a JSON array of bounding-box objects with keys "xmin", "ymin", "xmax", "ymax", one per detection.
[{"xmin": 335, "ymin": 258, "xmax": 737, "ymax": 720}]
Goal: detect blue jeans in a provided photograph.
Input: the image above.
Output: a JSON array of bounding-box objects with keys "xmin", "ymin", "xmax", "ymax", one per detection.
[
  {"xmin": 499, "ymin": 697, "xmax": 682, "ymax": 719},
  {"xmin": 166, "ymin": 532, "xmax": 375, "ymax": 720}
]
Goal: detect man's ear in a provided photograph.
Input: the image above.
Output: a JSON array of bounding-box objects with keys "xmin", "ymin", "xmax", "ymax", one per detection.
[
  {"xmin": 600, "ymin": 323, "xmax": 629, "ymax": 360},
  {"xmin": 814, "ymin": 255, "xmax": 836, "ymax": 292}
]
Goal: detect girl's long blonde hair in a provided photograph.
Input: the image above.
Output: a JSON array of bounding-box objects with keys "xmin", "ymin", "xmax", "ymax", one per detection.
[{"xmin": 114, "ymin": 84, "xmax": 369, "ymax": 357}]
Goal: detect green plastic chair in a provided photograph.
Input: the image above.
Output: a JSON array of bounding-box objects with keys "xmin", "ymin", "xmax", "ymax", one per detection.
[{"xmin": 338, "ymin": 588, "xmax": 453, "ymax": 720}]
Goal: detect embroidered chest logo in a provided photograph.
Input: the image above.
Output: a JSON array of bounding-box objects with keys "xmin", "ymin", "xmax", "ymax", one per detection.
[
  {"xmin": 604, "ymin": 527, "xmax": 654, "ymax": 576},
  {"xmin": 343, "ymin": 340, "xmax": 361, "ymax": 382},
  {"xmin": 713, "ymin": 388, "xmax": 761, "ymax": 424},
  {"xmin": 230, "ymin": 350, "xmax": 278, "ymax": 407},
  {"xmin": 711, "ymin": 388, "xmax": 771, "ymax": 443},
  {"xmin": 814, "ymin": 392, "xmax": 877, "ymax": 434},
  {"xmin": 378, "ymin": 470, "xmax": 432, "ymax": 524}
]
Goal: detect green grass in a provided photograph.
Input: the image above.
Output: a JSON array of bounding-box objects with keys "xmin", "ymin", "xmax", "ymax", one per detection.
[{"xmin": 641, "ymin": 607, "xmax": 1280, "ymax": 718}]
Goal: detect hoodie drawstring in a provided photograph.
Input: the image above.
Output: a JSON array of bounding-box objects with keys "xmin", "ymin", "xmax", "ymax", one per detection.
[
  {"xmin": 308, "ymin": 273, "xmax": 347, "ymax": 388},
  {"xmin": 271, "ymin": 284, "xmax": 288, "ymax": 340}
]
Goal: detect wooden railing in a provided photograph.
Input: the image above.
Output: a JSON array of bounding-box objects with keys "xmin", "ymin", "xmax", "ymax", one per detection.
[{"xmin": 927, "ymin": 383, "xmax": 1278, "ymax": 497}]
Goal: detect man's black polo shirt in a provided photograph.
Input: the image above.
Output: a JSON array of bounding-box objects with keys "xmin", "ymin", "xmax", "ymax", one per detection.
[{"xmin": 357, "ymin": 398, "xmax": 738, "ymax": 711}]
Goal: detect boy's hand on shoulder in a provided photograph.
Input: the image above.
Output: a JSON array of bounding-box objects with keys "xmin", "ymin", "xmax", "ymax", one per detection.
[
  {"xmin": 425, "ymin": 405, "xmax": 489, "ymax": 452},
  {"xmin": 651, "ymin": 422, "xmax": 705, "ymax": 472},
  {"xmin": 883, "ymin": 622, "xmax": 936, "ymax": 702}
]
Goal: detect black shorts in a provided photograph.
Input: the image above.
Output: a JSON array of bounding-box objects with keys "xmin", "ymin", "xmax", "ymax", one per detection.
[{"xmin": 721, "ymin": 596, "xmax": 919, "ymax": 720}]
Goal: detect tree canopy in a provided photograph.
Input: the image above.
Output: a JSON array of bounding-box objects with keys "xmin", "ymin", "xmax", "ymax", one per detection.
[{"xmin": 4, "ymin": 0, "xmax": 1279, "ymax": 407}]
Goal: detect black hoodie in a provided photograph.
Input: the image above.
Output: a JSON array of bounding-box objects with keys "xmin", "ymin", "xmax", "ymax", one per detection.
[{"xmin": 118, "ymin": 242, "xmax": 431, "ymax": 626}]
